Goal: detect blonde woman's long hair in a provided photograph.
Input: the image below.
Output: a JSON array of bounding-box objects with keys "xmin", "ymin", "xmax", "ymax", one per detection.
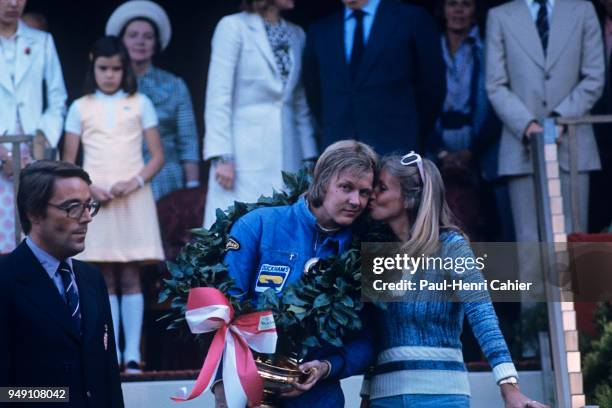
[{"xmin": 379, "ymin": 155, "xmax": 461, "ymax": 257}]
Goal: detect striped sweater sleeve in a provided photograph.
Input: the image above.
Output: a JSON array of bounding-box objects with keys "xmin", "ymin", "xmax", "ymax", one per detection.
[{"xmin": 446, "ymin": 234, "xmax": 518, "ymax": 383}]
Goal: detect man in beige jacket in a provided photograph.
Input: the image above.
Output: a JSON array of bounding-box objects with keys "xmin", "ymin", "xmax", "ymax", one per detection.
[
  {"xmin": 486, "ymin": 0, "xmax": 604, "ymax": 300},
  {"xmin": 486, "ymin": 0, "xmax": 605, "ymax": 230}
]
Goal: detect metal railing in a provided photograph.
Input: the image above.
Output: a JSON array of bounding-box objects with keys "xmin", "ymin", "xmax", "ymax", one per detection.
[
  {"xmin": 531, "ymin": 124, "xmax": 569, "ymax": 408},
  {"xmin": 531, "ymin": 115, "xmax": 612, "ymax": 408}
]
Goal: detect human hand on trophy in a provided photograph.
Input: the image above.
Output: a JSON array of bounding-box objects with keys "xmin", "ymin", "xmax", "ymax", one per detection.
[
  {"xmin": 212, "ymin": 381, "xmax": 227, "ymax": 408},
  {"xmin": 279, "ymin": 359, "xmax": 331, "ymax": 398}
]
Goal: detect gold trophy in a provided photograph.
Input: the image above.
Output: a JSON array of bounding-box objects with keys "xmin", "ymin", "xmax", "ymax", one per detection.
[{"xmin": 254, "ymin": 354, "xmax": 313, "ymax": 408}]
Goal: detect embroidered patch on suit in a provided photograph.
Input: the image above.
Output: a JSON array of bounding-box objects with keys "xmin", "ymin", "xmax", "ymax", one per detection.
[
  {"xmin": 226, "ymin": 237, "xmax": 240, "ymax": 251},
  {"xmin": 255, "ymin": 264, "xmax": 290, "ymax": 293}
]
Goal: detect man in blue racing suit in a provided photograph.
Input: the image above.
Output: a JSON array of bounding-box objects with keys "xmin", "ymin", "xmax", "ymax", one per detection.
[{"xmin": 213, "ymin": 140, "xmax": 378, "ymax": 407}]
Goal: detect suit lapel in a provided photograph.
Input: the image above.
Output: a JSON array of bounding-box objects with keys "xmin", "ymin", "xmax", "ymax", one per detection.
[
  {"xmin": 73, "ymin": 261, "xmax": 99, "ymax": 345},
  {"xmin": 354, "ymin": 0, "xmax": 399, "ymax": 85},
  {"xmin": 245, "ymin": 13, "xmax": 279, "ymax": 77},
  {"xmin": 14, "ymin": 23, "xmax": 37, "ymax": 87},
  {"xmin": 15, "ymin": 243, "xmax": 82, "ymax": 343},
  {"xmin": 505, "ymin": 0, "xmax": 545, "ymax": 69},
  {"xmin": 546, "ymin": 0, "xmax": 579, "ymax": 70}
]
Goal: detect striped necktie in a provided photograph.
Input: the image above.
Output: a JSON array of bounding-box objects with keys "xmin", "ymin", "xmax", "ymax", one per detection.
[
  {"xmin": 535, "ymin": 0, "xmax": 549, "ymax": 54},
  {"xmin": 57, "ymin": 262, "xmax": 81, "ymax": 333}
]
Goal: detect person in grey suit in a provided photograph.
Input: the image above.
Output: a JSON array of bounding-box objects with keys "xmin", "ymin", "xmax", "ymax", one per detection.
[
  {"xmin": 486, "ymin": 0, "xmax": 604, "ymax": 361},
  {"xmin": 485, "ymin": 0, "xmax": 604, "ymax": 283},
  {"xmin": 486, "ymin": 0, "xmax": 604, "ymax": 232}
]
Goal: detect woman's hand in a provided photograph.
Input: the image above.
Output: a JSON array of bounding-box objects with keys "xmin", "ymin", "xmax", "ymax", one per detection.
[
  {"xmin": 455, "ymin": 149, "xmax": 472, "ymax": 168},
  {"xmin": 215, "ymin": 161, "xmax": 235, "ymax": 190},
  {"xmin": 441, "ymin": 150, "xmax": 471, "ymax": 171},
  {"xmin": 0, "ymin": 150, "xmax": 12, "ymax": 177},
  {"xmin": 90, "ymin": 185, "xmax": 114, "ymax": 204},
  {"xmin": 110, "ymin": 178, "xmax": 140, "ymax": 198},
  {"xmin": 279, "ymin": 360, "xmax": 330, "ymax": 398},
  {"xmin": 501, "ymin": 384, "xmax": 550, "ymax": 408}
]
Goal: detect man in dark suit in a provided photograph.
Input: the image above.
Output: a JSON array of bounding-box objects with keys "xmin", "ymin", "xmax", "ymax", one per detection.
[
  {"xmin": 304, "ymin": 0, "xmax": 446, "ymax": 154},
  {"xmin": 0, "ymin": 161, "xmax": 124, "ymax": 407}
]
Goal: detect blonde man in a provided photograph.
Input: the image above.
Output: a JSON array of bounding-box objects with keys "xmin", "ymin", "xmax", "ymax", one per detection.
[{"xmin": 214, "ymin": 140, "xmax": 378, "ymax": 408}]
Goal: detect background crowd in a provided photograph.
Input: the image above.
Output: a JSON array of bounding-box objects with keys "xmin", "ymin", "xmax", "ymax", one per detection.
[{"xmin": 2, "ymin": 0, "xmax": 612, "ymax": 381}]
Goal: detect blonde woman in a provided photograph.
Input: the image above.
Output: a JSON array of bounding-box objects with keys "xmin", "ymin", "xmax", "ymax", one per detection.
[{"xmin": 362, "ymin": 153, "xmax": 547, "ymax": 408}]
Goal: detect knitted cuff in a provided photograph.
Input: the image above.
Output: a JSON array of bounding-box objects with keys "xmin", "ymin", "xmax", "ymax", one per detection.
[{"xmin": 493, "ymin": 362, "xmax": 519, "ymax": 383}]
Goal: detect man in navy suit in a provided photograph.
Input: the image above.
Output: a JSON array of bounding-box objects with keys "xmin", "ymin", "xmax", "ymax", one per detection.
[
  {"xmin": 304, "ymin": 0, "xmax": 446, "ymax": 154},
  {"xmin": 0, "ymin": 161, "xmax": 124, "ymax": 408}
]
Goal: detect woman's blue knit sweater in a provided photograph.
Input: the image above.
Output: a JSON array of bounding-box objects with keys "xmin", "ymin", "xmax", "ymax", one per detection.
[{"xmin": 364, "ymin": 230, "xmax": 518, "ymax": 399}]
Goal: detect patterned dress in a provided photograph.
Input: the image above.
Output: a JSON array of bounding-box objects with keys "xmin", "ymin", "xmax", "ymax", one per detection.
[
  {"xmin": 138, "ymin": 66, "xmax": 199, "ymax": 201},
  {"xmin": 0, "ymin": 174, "xmax": 15, "ymax": 254},
  {"xmin": 0, "ymin": 144, "xmax": 31, "ymax": 254}
]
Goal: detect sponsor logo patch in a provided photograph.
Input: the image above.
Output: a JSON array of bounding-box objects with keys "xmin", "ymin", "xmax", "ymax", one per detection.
[
  {"xmin": 255, "ymin": 264, "xmax": 290, "ymax": 293},
  {"xmin": 226, "ymin": 237, "xmax": 240, "ymax": 251}
]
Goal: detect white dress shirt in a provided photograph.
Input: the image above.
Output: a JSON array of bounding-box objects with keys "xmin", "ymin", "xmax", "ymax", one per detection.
[
  {"xmin": 524, "ymin": 0, "xmax": 555, "ymax": 24},
  {"xmin": 343, "ymin": 0, "xmax": 382, "ymax": 61}
]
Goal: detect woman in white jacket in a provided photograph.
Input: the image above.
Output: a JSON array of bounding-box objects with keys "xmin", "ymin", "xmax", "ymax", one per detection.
[
  {"xmin": 203, "ymin": 0, "xmax": 317, "ymax": 228},
  {"xmin": 0, "ymin": 0, "xmax": 66, "ymax": 253}
]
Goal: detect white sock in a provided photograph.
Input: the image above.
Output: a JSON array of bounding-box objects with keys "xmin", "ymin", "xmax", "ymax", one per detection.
[
  {"xmin": 108, "ymin": 295, "xmax": 121, "ymax": 362},
  {"xmin": 121, "ymin": 293, "xmax": 144, "ymax": 364}
]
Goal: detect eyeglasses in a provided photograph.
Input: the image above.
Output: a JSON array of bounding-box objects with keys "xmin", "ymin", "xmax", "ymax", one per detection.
[
  {"xmin": 400, "ymin": 151, "xmax": 425, "ymax": 182},
  {"xmin": 48, "ymin": 199, "xmax": 100, "ymax": 219}
]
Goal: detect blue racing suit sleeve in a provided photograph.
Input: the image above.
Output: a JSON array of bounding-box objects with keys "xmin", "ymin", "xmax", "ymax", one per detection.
[
  {"xmin": 214, "ymin": 214, "xmax": 263, "ymax": 385},
  {"xmin": 323, "ymin": 307, "xmax": 376, "ymax": 381},
  {"xmin": 224, "ymin": 214, "xmax": 262, "ymax": 298}
]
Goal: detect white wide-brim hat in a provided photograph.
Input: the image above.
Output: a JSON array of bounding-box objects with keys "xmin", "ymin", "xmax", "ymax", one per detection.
[{"xmin": 106, "ymin": 0, "xmax": 172, "ymax": 51}]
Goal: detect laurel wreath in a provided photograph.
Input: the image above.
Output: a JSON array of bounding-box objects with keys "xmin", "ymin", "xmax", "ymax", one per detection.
[{"xmin": 159, "ymin": 168, "xmax": 367, "ymax": 359}]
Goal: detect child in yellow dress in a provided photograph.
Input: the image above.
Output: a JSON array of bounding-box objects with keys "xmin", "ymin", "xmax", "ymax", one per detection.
[{"xmin": 63, "ymin": 36, "xmax": 165, "ymax": 373}]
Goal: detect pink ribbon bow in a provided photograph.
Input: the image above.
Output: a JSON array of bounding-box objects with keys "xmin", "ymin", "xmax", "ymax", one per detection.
[{"xmin": 172, "ymin": 288, "xmax": 277, "ymax": 407}]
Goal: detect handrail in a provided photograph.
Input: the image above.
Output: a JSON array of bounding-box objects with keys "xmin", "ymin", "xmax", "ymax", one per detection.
[
  {"xmin": 555, "ymin": 114, "xmax": 612, "ymax": 125},
  {"xmin": 531, "ymin": 124, "xmax": 570, "ymax": 407},
  {"xmin": 529, "ymin": 114, "xmax": 612, "ymax": 407}
]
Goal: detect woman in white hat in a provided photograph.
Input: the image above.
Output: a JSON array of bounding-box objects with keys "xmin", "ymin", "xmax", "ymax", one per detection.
[
  {"xmin": 107, "ymin": 0, "xmax": 200, "ymax": 203},
  {"xmin": 202, "ymin": 0, "xmax": 318, "ymax": 228},
  {"xmin": 105, "ymin": 0, "xmax": 200, "ymax": 373}
]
